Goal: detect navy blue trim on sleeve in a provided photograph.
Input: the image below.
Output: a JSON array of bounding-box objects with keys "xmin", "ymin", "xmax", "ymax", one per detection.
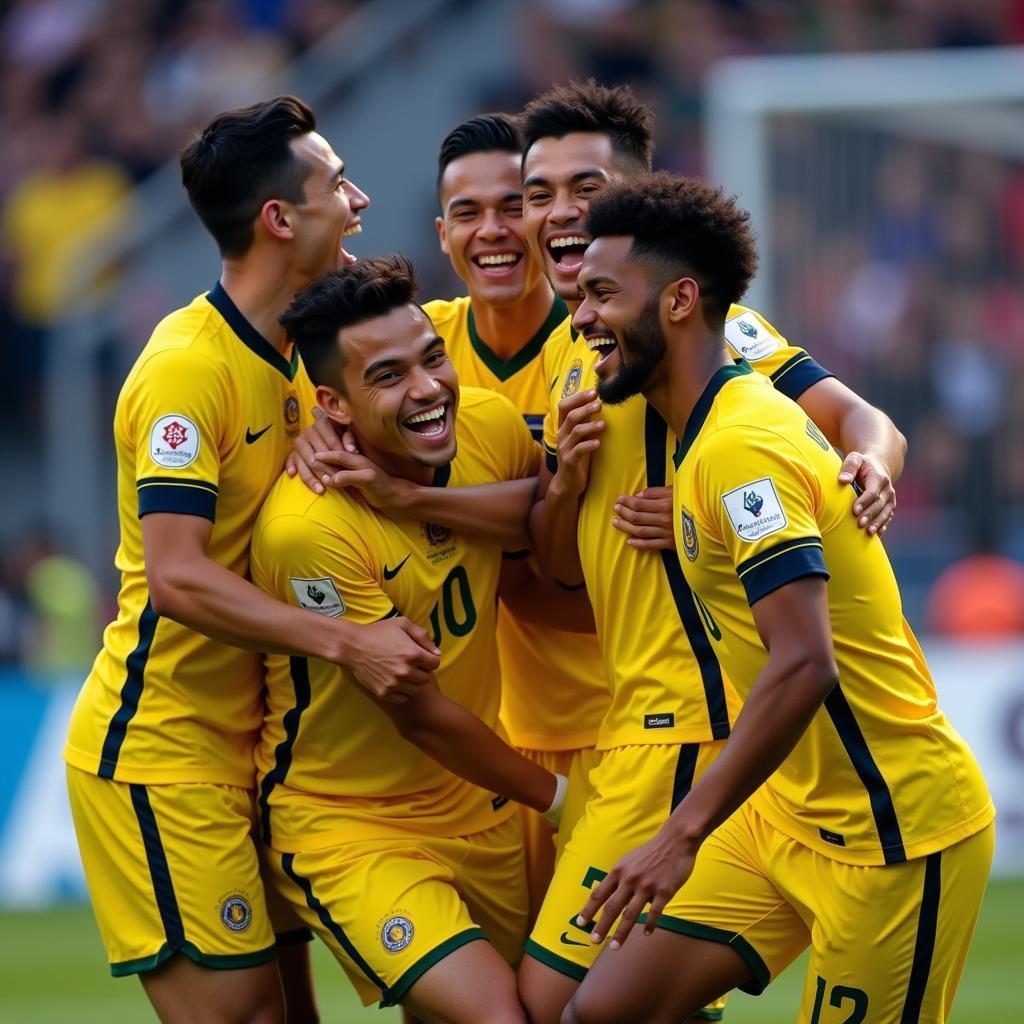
[
  {"xmin": 137, "ymin": 478, "xmax": 218, "ymax": 520},
  {"xmin": 502, "ymin": 549, "xmax": 531, "ymax": 560},
  {"xmin": 545, "ymin": 450, "xmax": 558, "ymax": 474},
  {"xmin": 736, "ymin": 536, "xmax": 829, "ymax": 605},
  {"xmin": 770, "ymin": 353, "xmax": 833, "ymax": 401}
]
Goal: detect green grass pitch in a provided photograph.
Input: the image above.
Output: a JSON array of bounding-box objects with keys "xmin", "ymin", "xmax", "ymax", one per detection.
[{"xmin": 1, "ymin": 879, "xmax": 1019, "ymax": 1021}]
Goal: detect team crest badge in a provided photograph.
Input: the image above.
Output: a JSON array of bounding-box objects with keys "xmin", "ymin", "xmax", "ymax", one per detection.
[
  {"xmin": 680, "ymin": 508, "xmax": 699, "ymax": 561},
  {"xmin": 381, "ymin": 916, "xmax": 414, "ymax": 954},
  {"xmin": 220, "ymin": 895, "xmax": 252, "ymax": 932},
  {"xmin": 284, "ymin": 393, "xmax": 300, "ymax": 426},
  {"xmin": 424, "ymin": 523, "xmax": 452, "ymax": 547},
  {"xmin": 737, "ymin": 320, "xmax": 757, "ymax": 338},
  {"xmin": 562, "ymin": 359, "xmax": 584, "ymax": 398}
]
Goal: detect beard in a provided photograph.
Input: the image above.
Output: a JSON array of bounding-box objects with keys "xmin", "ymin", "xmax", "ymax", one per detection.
[{"xmin": 596, "ymin": 291, "xmax": 668, "ymax": 406}]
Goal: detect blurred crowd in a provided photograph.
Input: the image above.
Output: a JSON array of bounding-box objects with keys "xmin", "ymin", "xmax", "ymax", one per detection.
[{"xmin": 1, "ymin": 0, "xmax": 1022, "ymax": 676}]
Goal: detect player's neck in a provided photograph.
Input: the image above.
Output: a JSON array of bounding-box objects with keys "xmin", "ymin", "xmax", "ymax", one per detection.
[
  {"xmin": 218, "ymin": 259, "xmax": 301, "ymax": 354},
  {"xmin": 468, "ymin": 279, "xmax": 558, "ymax": 360},
  {"xmin": 355, "ymin": 439, "xmax": 436, "ymax": 488},
  {"xmin": 647, "ymin": 334, "xmax": 731, "ymax": 439}
]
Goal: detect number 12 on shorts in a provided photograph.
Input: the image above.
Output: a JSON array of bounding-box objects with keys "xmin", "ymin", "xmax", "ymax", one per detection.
[{"xmin": 810, "ymin": 975, "xmax": 868, "ymax": 1024}]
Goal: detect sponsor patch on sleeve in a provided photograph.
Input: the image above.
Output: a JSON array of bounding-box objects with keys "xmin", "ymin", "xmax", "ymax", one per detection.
[
  {"xmin": 721, "ymin": 477, "xmax": 788, "ymax": 542},
  {"xmin": 150, "ymin": 414, "xmax": 200, "ymax": 469},
  {"xmin": 289, "ymin": 576, "xmax": 346, "ymax": 616},
  {"xmin": 724, "ymin": 312, "xmax": 781, "ymax": 362}
]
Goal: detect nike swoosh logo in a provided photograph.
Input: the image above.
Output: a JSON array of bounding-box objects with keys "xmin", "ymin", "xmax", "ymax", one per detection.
[
  {"xmin": 383, "ymin": 554, "xmax": 411, "ymax": 580},
  {"xmin": 559, "ymin": 931, "xmax": 589, "ymax": 947},
  {"xmin": 245, "ymin": 424, "xmax": 272, "ymax": 444}
]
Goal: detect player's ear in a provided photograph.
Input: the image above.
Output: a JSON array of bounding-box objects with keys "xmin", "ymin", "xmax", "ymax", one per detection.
[
  {"xmin": 435, "ymin": 215, "xmax": 449, "ymax": 255},
  {"xmin": 316, "ymin": 385, "xmax": 352, "ymax": 426},
  {"xmin": 260, "ymin": 199, "xmax": 294, "ymax": 242},
  {"xmin": 665, "ymin": 277, "xmax": 699, "ymax": 324}
]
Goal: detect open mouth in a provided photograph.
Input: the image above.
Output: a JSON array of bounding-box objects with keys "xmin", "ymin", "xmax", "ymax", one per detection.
[
  {"xmin": 584, "ymin": 329, "xmax": 619, "ymax": 373},
  {"xmin": 472, "ymin": 251, "xmax": 522, "ymax": 277},
  {"xmin": 402, "ymin": 399, "xmax": 451, "ymax": 441},
  {"xmin": 340, "ymin": 222, "xmax": 362, "ymax": 264},
  {"xmin": 546, "ymin": 234, "xmax": 590, "ymax": 274}
]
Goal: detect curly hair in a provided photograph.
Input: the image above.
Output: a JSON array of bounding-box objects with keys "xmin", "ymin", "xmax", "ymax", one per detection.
[
  {"xmin": 584, "ymin": 171, "xmax": 758, "ymax": 323},
  {"xmin": 181, "ymin": 95, "xmax": 316, "ymax": 258},
  {"xmin": 280, "ymin": 254, "xmax": 420, "ymax": 389},
  {"xmin": 437, "ymin": 112, "xmax": 520, "ymax": 200},
  {"xmin": 519, "ymin": 79, "xmax": 654, "ymax": 172}
]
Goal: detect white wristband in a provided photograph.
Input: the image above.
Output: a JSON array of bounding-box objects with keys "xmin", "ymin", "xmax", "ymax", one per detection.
[{"xmin": 542, "ymin": 773, "xmax": 569, "ymax": 830}]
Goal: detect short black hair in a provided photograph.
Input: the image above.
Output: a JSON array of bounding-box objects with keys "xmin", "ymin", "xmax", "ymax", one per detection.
[
  {"xmin": 181, "ymin": 95, "xmax": 316, "ymax": 258},
  {"xmin": 584, "ymin": 171, "xmax": 758, "ymax": 326},
  {"xmin": 519, "ymin": 79, "xmax": 654, "ymax": 173},
  {"xmin": 281, "ymin": 254, "xmax": 420, "ymax": 390},
  {"xmin": 437, "ymin": 112, "xmax": 520, "ymax": 202}
]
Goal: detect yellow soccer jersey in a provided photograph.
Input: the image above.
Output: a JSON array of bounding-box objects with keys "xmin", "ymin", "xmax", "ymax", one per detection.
[
  {"xmin": 543, "ymin": 306, "xmax": 832, "ymax": 750},
  {"xmin": 425, "ymin": 295, "xmax": 608, "ymax": 750},
  {"xmin": 64, "ymin": 283, "xmax": 314, "ymax": 787},
  {"xmin": 673, "ymin": 362, "xmax": 993, "ymax": 865},
  {"xmin": 251, "ymin": 387, "xmax": 540, "ymax": 852}
]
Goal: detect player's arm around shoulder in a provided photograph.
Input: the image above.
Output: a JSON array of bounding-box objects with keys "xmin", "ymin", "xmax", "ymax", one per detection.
[{"xmin": 728, "ymin": 304, "xmax": 906, "ymax": 538}]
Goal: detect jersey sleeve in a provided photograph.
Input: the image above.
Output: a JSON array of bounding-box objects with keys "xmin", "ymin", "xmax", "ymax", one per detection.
[
  {"xmin": 127, "ymin": 348, "xmax": 229, "ymax": 521},
  {"xmin": 252, "ymin": 508, "xmax": 395, "ymax": 625},
  {"xmin": 724, "ymin": 306, "xmax": 833, "ymax": 402},
  {"xmin": 695, "ymin": 425, "xmax": 830, "ymax": 606}
]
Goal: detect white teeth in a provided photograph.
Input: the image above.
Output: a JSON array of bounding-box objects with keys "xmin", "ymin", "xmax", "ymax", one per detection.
[
  {"xmin": 586, "ymin": 335, "xmax": 616, "ymax": 351},
  {"xmin": 343, "ymin": 224, "xmax": 362, "ymax": 237},
  {"xmin": 549, "ymin": 236, "xmax": 589, "ymax": 249},
  {"xmin": 477, "ymin": 253, "xmax": 519, "ymax": 266},
  {"xmin": 405, "ymin": 405, "xmax": 445, "ymax": 425}
]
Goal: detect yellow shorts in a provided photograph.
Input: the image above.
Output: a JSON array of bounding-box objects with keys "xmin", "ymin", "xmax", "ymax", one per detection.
[
  {"xmin": 657, "ymin": 801, "xmax": 995, "ymax": 1022},
  {"xmin": 66, "ymin": 766, "xmax": 309, "ymax": 976},
  {"xmin": 514, "ymin": 745, "xmax": 601, "ymax": 924},
  {"xmin": 526, "ymin": 742, "xmax": 724, "ymax": 981},
  {"xmin": 265, "ymin": 812, "xmax": 528, "ymax": 1007}
]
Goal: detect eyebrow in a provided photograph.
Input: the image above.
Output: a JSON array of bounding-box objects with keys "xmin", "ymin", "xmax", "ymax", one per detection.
[
  {"xmin": 362, "ymin": 336, "xmax": 445, "ymax": 381},
  {"xmin": 522, "ymin": 168, "xmax": 608, "ymax": 191},
  {"xmin": 580, "ymin": 274, "xmax": 617, "ymax": 292},
  {"xmin": 447, "ymin": 191, "xmax": 523, "ymax": 214}
]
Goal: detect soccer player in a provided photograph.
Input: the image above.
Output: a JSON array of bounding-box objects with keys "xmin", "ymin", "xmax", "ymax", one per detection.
[
  {"xmin": 425, "ymin": 113, "xmax": 609, "ymax": 918},
  {"xmin": 564, "ymin": 172, "xmax": 994, "ymax": 1024},
  {"xmin": 252, "ymin": 255, "xmax": 565, "ymax": 1023},
  {"xmin": 517, "ymin": 81, "xmax": 908, "ymax": 1024},
  {"xmin": 63, "ymin": 97, "xmax": 440, "ymax": 1023}
]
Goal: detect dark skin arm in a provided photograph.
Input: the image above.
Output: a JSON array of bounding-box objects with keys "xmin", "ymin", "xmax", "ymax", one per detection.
[
  {"xmin": 142, "ymin": 513, "xmax": 440, "ymax": 703},
  {"xmin": 578, "ymin": 576, "xmax": 839, "ymax": 947},
  {"xmin": 372, "ymin": 679, "xmax": 558, "ymax": 812},
  {"xmin": 498, "ymin": 557, "xmax": 596, "ymax": 634},
  {"xmin": 797, "ymin": 376, "xmax": 906, "ymax": 536}
]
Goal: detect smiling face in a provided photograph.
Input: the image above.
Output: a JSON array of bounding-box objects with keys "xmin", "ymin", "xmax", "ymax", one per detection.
[
  {"xmin": 287, "ymin": 131, "xmax": 370, "ymax": 281},
  {"xmin": 573, "ymin": 234, "xmax": 669, "ymax": 404},
  {"xmin": 436, "ymin": 149, "xmax": 544, "ymax": 307},
  {"xmin": 326, "ymin": 303, "xmax": 460, "ymax": 477},
  {"xmin": 521, "ymin": 132, "xmax": 621, "ymax": 302}
]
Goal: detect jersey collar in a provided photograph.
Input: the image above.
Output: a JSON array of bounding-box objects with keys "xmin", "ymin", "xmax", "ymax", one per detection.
[
  {"xmin": 673, "ymin": 358, "xmax": 754, "ymax": 469},
  {"xmin": 206, "ymin": 281, "xmax": 299, "ymax": 382},
  {"xmin": 467, "ymin": 296, "xmax": 569, "ymax": 382}
]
